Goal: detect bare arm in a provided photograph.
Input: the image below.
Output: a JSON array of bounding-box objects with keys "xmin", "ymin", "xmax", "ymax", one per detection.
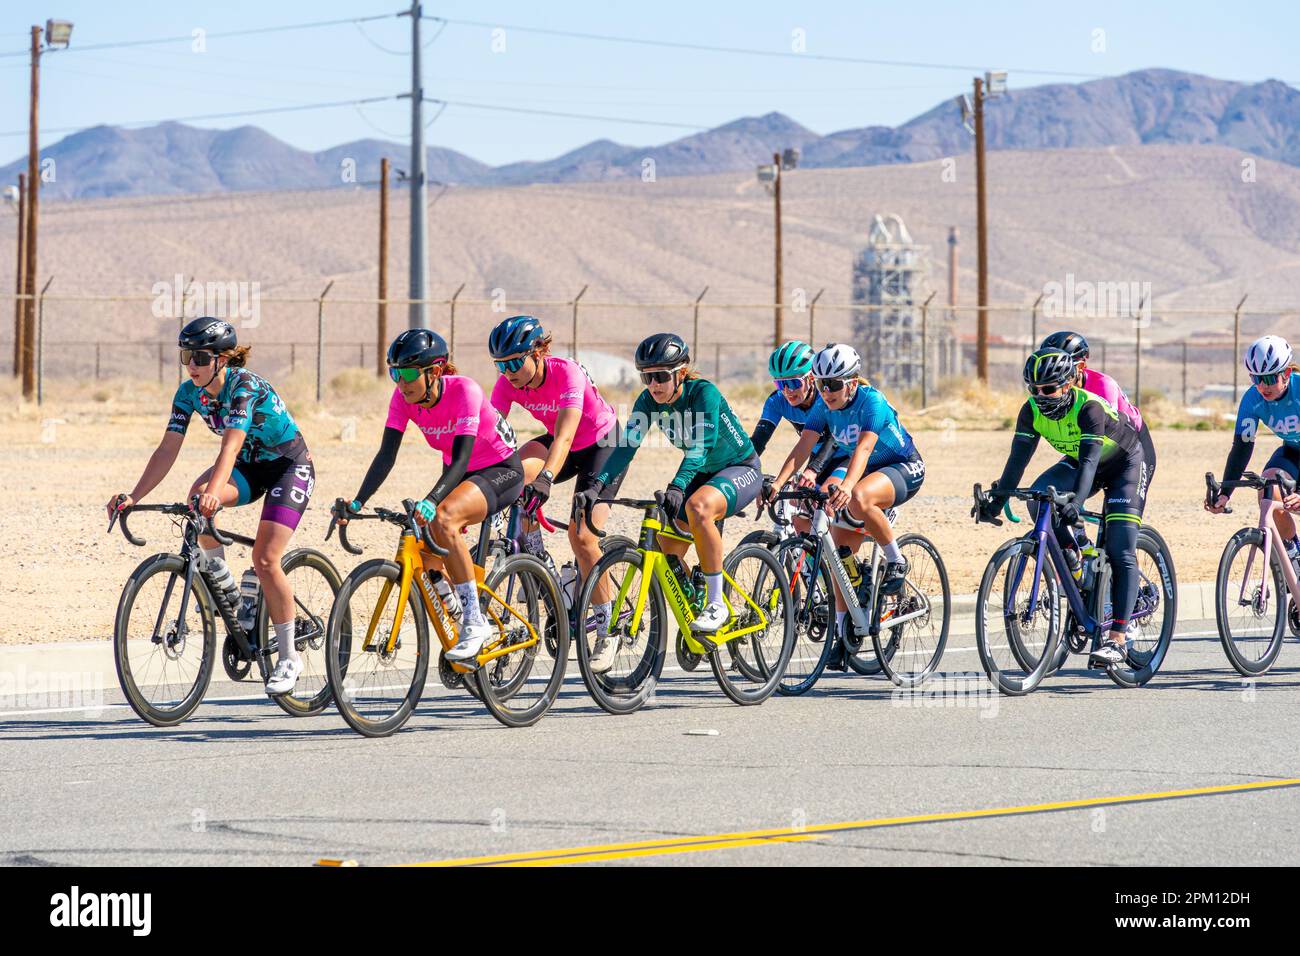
[
  {"xmin": 772, "ymin": 427, "xmax": 820, "ymax": 491},
  {"xmin": 542, "ymin": 407, "xmax": 582, "ymax": 477},
  {"xmin": 112, "ymin": 431, "xmax": 185, "ymax": 513}
]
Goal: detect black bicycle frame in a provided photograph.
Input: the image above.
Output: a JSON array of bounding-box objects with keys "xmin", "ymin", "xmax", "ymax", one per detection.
[{"xmin": 1006, "ymin": 498, "xmax": 1104, "ymax": 638}]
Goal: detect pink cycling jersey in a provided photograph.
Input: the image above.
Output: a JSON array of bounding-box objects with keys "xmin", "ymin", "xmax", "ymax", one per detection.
[
  {"xmin": 1082, "ymin": 368, "xmax": 1143, "ymax": 432},
  {"xmin": 385, "ymin": 376, "xmax": 517, "ymax": 470},
  {"xmin": 490, "ymin": 356, "xmax": 616, "ymax": 451}
]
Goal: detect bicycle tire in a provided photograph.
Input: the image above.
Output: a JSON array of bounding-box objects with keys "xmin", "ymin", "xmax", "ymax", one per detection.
[
  {"xmin": 1214, "ymin": 527, "xmax": 1286, "ymax": 677},
  {"xmin": 325, "ymin": 559, "xmax": 429, "ymax": 738},
  {"xmin": 709, "ymin": 543, "xmax": 795, "ymax": 705},
  {"xmin": 872, "ymin": 533, "xmax": 950, "ymax": 688},
  {"xmin": 1106, "ymin": 526, "xmax": 1177, "ymax": 688},
  {"xmin": 261, "ymin": 548, "xmax": 343, "ymax": 717},
  {"xmin": 772, "ymin": 536, "xmax": 838, "ymax": 695},
  {"xmin": 113, "ymin": 553, "xmax": 217, "ymax": 727},
  {"xmin": 975, "ymin": 537, "xmax": 1062, "ymax": 696}
]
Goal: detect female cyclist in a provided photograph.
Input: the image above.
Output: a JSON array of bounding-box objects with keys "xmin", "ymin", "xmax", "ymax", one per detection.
[
  {"xmin": 1042, "ymin": 330, "xmax": 1157, "ymax": 486},
  {"xmin": 576, "ymin": 333, "xmax": 762, "ymax": 635},
  {"xmin": 766, "ymin": 343, "xmax": 924, "ymax": 647},
  {"xmin": 106, "ymin": 317, "xmax": 314, "ymax": 695},
  {"xmin": 487, "ymin": 314, "xmax": 625, "ymax": 670},
  {"xmin": 1207, "ymin": 336, "xmax": 1300, "ymax": 568},
  {"xmin": 977, "ymin": 347, "xmax": 1146, "ymax": 667},
  {"xmin": 334, "ymin": 329, "xmax": 523, "ymax": 664}
]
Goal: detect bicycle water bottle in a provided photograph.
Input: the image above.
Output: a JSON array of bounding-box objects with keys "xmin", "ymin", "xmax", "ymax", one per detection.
[
  {"xmin": 559, "ymin": 561, "xmax": 579, "ymax": 610},
  {"xmin": 666, "ymin": 555, "xmax": 694, "ymax": 601},
  {"xmin": 837, "ymin": 546, "xmax": 862, "ymax": 590},
  {"xmin": 203, "ymin": 556, "xmax": 240, "ymax": 611},
  {"xmin": 236, "ymin": 569, "xmax": 260, "ymax": 631},
  {"xmin": 690, "ymin": 566, "xmax": 707, "ymax": 610},
  {"xmin": 429, "ymin": 572, "xmax": 462, "ymax": 623}
]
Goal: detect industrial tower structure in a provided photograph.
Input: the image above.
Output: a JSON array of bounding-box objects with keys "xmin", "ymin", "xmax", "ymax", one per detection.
[{"xmin": 852, "ymin": 214, "xmax": 928, "ymax": 387}]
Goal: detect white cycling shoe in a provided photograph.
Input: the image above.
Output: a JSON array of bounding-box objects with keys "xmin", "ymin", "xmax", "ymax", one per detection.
[
  {"xmin": 446, "ymin": 621, "xmax": 494, "ymax": 665},
  {"xmin": 589, "ymin": 634, "xmax": 619, "ymax": 674},
  {"xmin": 691, "ymin": 601, "xmax": 731, "ymax": 634},
  {"xmin": 265, "ymin": 657, "xmax": 302, "ymax": 695}
]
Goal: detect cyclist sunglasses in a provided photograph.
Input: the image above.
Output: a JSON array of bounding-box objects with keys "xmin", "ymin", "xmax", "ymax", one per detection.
[
  {"xmin": 816, "ymin": 377, "xmax": 848, "ymax": 393},
  {"xmin": 639, "ymin": 368, "xmax": 678, "ymax": 385},
  {"xmin": 1252, "ymin": 371, "xmax": 1287, "ymax": 386},
  {"xmin": 495, "ymin": 356, "xmax": 528, "ymax": 374},
  {"xmin": 1027, "ymin": 382, "xmax": 1069, "ymax": 396},
  {"xmin": 776, "ymin": 376, "xmax": 807, "ymax": 391},
  {"xmin": 180, "ymin": 349, "xmax": 215, "ymax": 367},
  {"xmin": 388, "ymin": 366, "xmax": 425, "ymax": 383}
]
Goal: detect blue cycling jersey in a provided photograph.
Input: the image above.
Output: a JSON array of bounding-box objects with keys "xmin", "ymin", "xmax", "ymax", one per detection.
[
  {"xmin": 803, "ymin": 382, "xmax": 919, "ymax": 468},
  {"xmin": 168, "ymin": 367, "xmax": 304, "ymax": 463},
  {"xmin": 1235, "ymin": 384, "xmax": 1300, "ymax": 446},
  {"xmin": 758, "ymin": 389, "xmax": 828, "ymax": 458}
]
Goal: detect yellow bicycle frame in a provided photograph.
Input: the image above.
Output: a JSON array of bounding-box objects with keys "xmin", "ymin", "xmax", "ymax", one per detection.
[
  {"xmin": 361, "ymin": 532, "xmax": 542, "ymax": 671},
  {"xmin": 615, "ymin": 515, "xmax": 773, "ymax": 655}
]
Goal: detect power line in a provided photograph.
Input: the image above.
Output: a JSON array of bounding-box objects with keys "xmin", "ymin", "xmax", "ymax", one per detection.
[
  {"xmin": 0, "ymin": 11, "xmax": 401, "ymax": 58},
  {"xmin": 423, "ymin": 14, "xmax": 1112, "ymax": 80},
  {"xmin": 428, "ymin": 97, "xmax": 710, "ymax": 130}
]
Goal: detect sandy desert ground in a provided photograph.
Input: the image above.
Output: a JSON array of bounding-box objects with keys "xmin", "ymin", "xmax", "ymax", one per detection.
[{"xmin": 0, "ymin": 375, "xmax": 1268, "ymax": 645}]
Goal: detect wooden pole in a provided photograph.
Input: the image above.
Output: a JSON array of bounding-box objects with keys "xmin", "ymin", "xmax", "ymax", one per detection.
[
  {"xmin": 13, "ymin": 173, "xmax": 26, "ymax": 377},
  {"xmin": 22, "ymin": 25, "xmax": 41, "ymax": 399},
  {"xmin": 773, "ymin": 152, "xmax": 783, "ymax": 347},
  {"xmin": 973, "ymin": 77, "xmax": 989, "ymax": 383},
  {"xmin": 377, "ymin": 157, "xmax": 389, "ymax": 375}
]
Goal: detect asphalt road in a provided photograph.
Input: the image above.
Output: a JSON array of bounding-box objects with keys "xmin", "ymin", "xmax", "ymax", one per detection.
[{"xmin": 1, "ymin": 618, "xmax": 1297, "ymax": 867}]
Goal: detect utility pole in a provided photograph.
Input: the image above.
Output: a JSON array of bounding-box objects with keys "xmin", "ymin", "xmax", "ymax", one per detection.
[
  {"xmin": 22, "ymin": 25, "xmax": 41, "ymax": 399},
  {"xmin": 12, "ymin": 174, "xmax": 25, "ymax": 378},
  {"xmin": 377, "ymin": 157, "xmax": 389, "ymax": 374},
  {"xmin": 973, "ymin": 75, "xmax": 988, "ymax": 383},
  {"xmin": 405, "ymin": 1, "xmax": 428, "ymax": 328},
  {"xmin": 772, "ymin": 151, "xmax": 783, "ymax": 346}
]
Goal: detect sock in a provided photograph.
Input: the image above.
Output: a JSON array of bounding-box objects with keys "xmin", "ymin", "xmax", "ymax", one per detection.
[
  {"xmin": 592, "ymin": 600, "xmax": 613, "ymax": 636},
  {"xmin": 1288, "ymin": 537, "xmax": 1300, "ymax": 557},
  {"xmin": 704, "ymin": 572, "xmax": 723, "ymax": 606},
  {"xmin": 836, "ymin": 610, "xmax": 848, "ymax": 635},
  {"xmin": 454, "ymin": 581, "xmax": 483, "ymax": 627},
  {"xmin": 523, "ymin": 529, "xmax": 545, "ymax": 556},
  {"xmin": 199, "ymin": 544, "xmax": 225, "ymax": 570},
  {"xmin": 882, "ymin": 540, "xmax": 902, "ymax": 563},
  {"xmin": 273, "ymin": 621, "xmax": 299, "ymax": 663}
]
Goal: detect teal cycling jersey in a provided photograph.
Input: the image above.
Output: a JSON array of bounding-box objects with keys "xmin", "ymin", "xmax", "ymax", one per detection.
[
  {"xmin": 168, "ymin": 368, "xmax": 304, "ymax": 463},
  {"xmin": 802, "ymin": 382, "xmax": 918, "ymax": 468}
]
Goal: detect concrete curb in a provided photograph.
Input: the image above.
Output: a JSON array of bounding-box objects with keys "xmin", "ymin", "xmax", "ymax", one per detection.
[{"xmin": 0, "ymin": 581, "xmax": 1223, "ymax": 691}]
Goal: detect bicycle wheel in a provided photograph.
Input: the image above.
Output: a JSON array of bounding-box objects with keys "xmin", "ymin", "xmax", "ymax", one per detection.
[
  {"xmin": 114, "ymin": 554, "xmax": 217, "ymax": 726},
  {"xmin": 710, "ymin": 543, "xmax": 795, "ymax": 705},
  {"xmin": 325, "ymin": 559, "xmax": 429, "ymax": 738},
  {"xmin": 1101, "ymin": 527, "xmax": 1177, "ymax": 687},
  {"xmin": 262, "ymin": 548, "xmax": 343, "ymax": 717},
  {"xmin": 474, "ymin": 553, "xmax": 568, "ymax": 728},
  {"xmin": 772, "ymin": 537, "xmax": 838, "ymax": 695},
  {"xmin": 1214, "ymin": 528, "xmax": 1286, "ymax": 676},
  {"xmin": 873, "ymin": 534, "xmax": 950, "ymax": 688},
  {"xmin": 975, "ymin": 538, "xmax": 1062, "ymax": 696},
  {"xmin": 574, "ymin": 545, "xmax": 667, "ymax": 715}
]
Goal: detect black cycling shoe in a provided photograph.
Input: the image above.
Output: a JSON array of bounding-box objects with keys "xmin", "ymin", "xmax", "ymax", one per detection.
[
  {"xmin": 824, "ymin": 633, "xmax": 848, "ymax": 672},
  {"xmin": 880, "ymin": 557, "xmax": 909, "ymax": 595},
  {"xmin": 1089, "ymin": 640, "xmax": 1126, "ymax": 668}
]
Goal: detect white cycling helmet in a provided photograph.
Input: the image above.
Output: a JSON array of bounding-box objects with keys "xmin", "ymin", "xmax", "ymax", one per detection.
[
  {"xmin": 1245, "ymin": 335, "xmax": 1293, "ymax": 376},
  {"xmin": 812, "ymin": 343, "xmax": 861, "ymax": 380}
]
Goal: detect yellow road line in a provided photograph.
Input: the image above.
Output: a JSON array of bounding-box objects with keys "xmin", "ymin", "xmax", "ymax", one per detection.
[{"xmin": 395, "ymin": 777, "xmax": 1300, "ymax": 867}]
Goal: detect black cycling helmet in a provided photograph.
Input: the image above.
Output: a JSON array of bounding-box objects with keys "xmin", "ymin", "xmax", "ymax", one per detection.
[
  {"xmin": 488, "ymin": 315, "xmax": 546, "ymax": 359},
  {"xmin": 634, "ymin": 332, "xmax": 689, "ymax": 370},
  {"xmin": 387, "ymin": 328, "xmax": 449, "ymax": 368},
  {"xmin": 1023, "ymin": 347, "xmax": 1077, "ymax": 420},
  {"xmin": 1040, "ymin": 330, "xmax": 1089, "ymax": 366},
  {"xmin": 178, "ymin": 317, "xmax": 236, "ymax": 352}
]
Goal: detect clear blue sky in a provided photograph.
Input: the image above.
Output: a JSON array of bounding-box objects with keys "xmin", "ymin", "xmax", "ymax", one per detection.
[{"xmin": 3, "ymin": 1, "xmax": 1296, "ymax": 166}]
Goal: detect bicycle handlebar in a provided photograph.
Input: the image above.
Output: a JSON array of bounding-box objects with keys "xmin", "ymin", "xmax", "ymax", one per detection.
[
  {"xmin": 1205, "ymin": 470, "xmax": 1297, "ymax": 515},
  {"xmin": 107, "ymin": 496, "xmax": 232, "ymax": 548},
  {"xmin": 324, "ymin": 498, "xmax": 449, "ymax": 557}
]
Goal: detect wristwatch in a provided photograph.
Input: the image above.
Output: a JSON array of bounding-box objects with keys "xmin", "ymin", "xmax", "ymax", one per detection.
[{"xmin": 539, "ymin": 469, "xmax": 554, "ymax": 482}]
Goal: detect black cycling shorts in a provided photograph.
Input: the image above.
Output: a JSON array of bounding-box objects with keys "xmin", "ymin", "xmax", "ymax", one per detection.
[
  {"xmin": 465, "ymin": 451, "xmax": 526, "ymax": 515},
  {"xmin": 524, "ymin": 422, "xmax": 626, "ymax": 498},
  {"xmin": 1263, "ymin": 443, "xmax": 1300, "ymax": 482},
  {"xmin": 874, "ymin": 456, "xmax": 926, "ymax": 508},
  {"xmin": 231, "ymin": 449, "xmax": 315, "ymax": 530}
]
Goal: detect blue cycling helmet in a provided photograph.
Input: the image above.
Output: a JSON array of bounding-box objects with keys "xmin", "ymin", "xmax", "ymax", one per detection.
[
  {"xmin": 768, "ymin": 340, "xmax": 815, "ymax": 379},
  {"xmin": 489, "ymin": 315, "xmax": 547, "ymax": 359}
]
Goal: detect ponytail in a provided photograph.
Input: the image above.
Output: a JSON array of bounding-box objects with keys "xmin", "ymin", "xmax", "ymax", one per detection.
[{"xmin": 220, "ymin": 345, "xmax": 251, "ymax": 368}]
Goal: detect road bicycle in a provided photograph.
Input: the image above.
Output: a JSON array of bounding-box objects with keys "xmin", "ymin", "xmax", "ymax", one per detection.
[
  {"xmin": 1206, "ymin": 470, "xmax": 1300, "ymax": 676},
  {"xmin": 971, "ymin": 483, "xmax": 1176, "ymax": 695},
  {"xmin": 571, "ymin": 492, "xmax": 795, "ymax": 714},
  {"xmin": 324, "ymin": 499, "xmax": 566, "ymax": 736},
  {"xmin": 764, "ymin": 486, "xmax": 949, "ymax": 693},
  {"xmin": 108, "ymin": 498, "xmax": 341, "ymax": 726}
]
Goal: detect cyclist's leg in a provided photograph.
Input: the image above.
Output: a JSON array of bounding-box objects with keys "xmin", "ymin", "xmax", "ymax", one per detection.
[
  {"xmin": 1028, "ymin": 459, "xmax": 1081, "ymax": 550},
  {"xmin": 1261, "ymin": 445, "xmax": 1300, "ymax": 542},
  {"xmin": 571, "ymin": 441, "xmax": 624, "ymax": 604},
  {"xmin": 1100, "ymin": 454, "xmax": 1146, "ymax": 651},
  {"xmin": 188, "ymin": 465, "xmax": 250, "ymax": 551},
  {"xmin": 690, "ymin": 456, "xmax": 763, "ymax": 629},
  {"xmin": 516, "ymin": 436, "xmax": 552, "ymax": 541},
  {"xmin": 255, "ymin": 453, "xmax": 314, "ymax": 647}
]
